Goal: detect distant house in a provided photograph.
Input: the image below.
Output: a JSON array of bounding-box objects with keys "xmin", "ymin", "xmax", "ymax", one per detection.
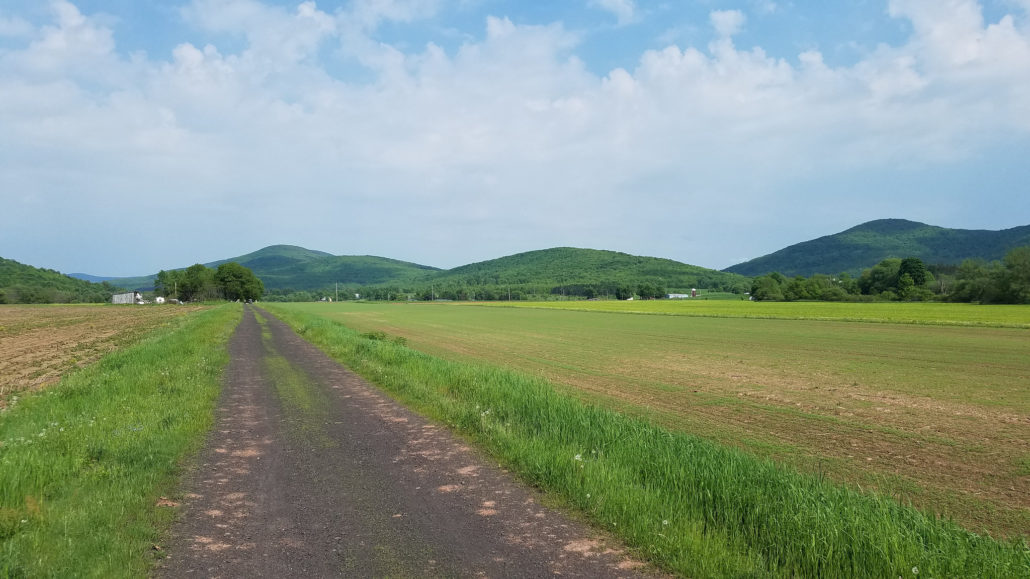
[
  {"xmin": 112, "ymin": 291, "xmax": 142, "ymax": 305},
  {"xmin": 155, "ymin": 296, "xmax": 165, "ymax": 304},
  {"xmin": 667, "ymin": 293, "xmax": 690, "ymax": 299}
]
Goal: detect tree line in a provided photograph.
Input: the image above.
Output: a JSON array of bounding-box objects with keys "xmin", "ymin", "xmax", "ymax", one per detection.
[
  {"xmin": 154, "ymin": 262, "xmax": 263, "ymax": 302},
  {"xmin": 749, "ymin": 247, "xmax": 1030, "ymax": 304},
  {"xmin": 265, "ymin": 278, "xmax": 712, "ymax": 302}
]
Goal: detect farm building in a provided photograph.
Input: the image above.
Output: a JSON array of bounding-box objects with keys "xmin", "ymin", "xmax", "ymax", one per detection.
[
  {"xmin": 112, "ymin": 291, "xmax": 142, "ymax": 305},
  {"xmin": 667, "ymin": 289, "xmax": 700, "ymax": 299}
]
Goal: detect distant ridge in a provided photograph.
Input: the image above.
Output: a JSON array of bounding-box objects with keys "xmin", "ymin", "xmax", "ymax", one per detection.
[
  {"xmin": 425, "ymin": 247, "xmax": 748, "ymax": 291},
  {"xmin": 96, "ymin": 245, "xmax": 440, "ymax": 291},
  {"xmin": 724, "ymin": 219, "xmax": 1030, "ymax": 277},
  {"xmin": 78, "ymin": 245, "xmax": 746, "ymax": 293}
]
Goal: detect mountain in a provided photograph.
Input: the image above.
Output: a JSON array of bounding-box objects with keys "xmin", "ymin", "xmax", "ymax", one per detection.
[
  {"xmin": 100, "ymin": 245, "xmax": 440, "ymax": 291},
  {"xmin": 724, "ymin": 219, "xmax": 1030, "ymax": 277},
  {"xmin": 86, "ymin": 245, "xmax": 746, "ymax": 295},
  {"xmin": 67, "ymin": 273, "xmax": 116, "ymax": 283},
  {"xmin": 420, "ymin": 247, "xmax": 749, "ymax": 292},
  {"xmin": 1, "ymin": 257, "xmax": 120, "ymax": 303}
]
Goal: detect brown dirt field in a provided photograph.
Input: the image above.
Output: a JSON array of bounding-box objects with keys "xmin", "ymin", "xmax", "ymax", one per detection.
[{"xmin": 0, "ymin": 305, "xmax": 206, "ymax": 406}]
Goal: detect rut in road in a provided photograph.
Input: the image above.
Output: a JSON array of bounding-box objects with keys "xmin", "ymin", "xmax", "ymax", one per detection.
[{"xmin": 159, "ymin": 306, "xmax": 654, "ymax": 578}]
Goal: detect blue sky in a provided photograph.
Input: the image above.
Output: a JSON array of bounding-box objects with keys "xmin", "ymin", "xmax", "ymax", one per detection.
[{"xmin": 1, "ymin": 1, "xmax": 1029, "ymax": 276}]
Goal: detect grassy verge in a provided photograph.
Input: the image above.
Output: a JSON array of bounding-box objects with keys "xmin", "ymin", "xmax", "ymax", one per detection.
[
  {"xmin": 0, "ymin": 304, "xmax": 239, "ymax": 577},
  {"xmin": 263, "ymin": 304, "xmax": 1029, "ymax": 578}
]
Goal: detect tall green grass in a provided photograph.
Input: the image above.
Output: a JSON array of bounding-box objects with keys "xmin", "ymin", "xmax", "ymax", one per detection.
[
  {"xmin": 0, "ymin": 305, "xmax": 239, "ymax": 578},
  {"xmin": 264, "ymin": 304, "xmax": 1030, "ymax": 578}
]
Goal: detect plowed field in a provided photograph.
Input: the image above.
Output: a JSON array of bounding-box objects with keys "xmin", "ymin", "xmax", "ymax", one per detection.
[{"xmin": 0, "ymin": 304, "xmax": 206, "ymax": 406}]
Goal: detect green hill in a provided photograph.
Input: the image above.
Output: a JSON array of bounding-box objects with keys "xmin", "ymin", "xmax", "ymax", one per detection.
[
  {"xmin": 95, "ymin": 246, "xmax": 748, "ymax": 297},
  {"xmin": 102, "ymin": 245, "xmax": 440, "ymax": 291},
  {"xmin": 724, "ymin": 219, "xmax": 1030, "ymax": 277},
  {"xmin": 417, "ymin": 247, "xmax": 750, "ymax": 294},
  {"xmin": 0, "ymin": 257, "xmax": 121, "ymax": 303}
]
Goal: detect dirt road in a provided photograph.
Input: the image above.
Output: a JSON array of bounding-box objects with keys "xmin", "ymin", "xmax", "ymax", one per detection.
[{"xmin": 159, "ymin": 306, "xmax": 651, "ymax": 578}]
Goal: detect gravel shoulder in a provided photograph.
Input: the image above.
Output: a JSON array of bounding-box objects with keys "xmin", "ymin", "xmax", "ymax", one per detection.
[{"xmin": 158, "ymin": 306, "xmax": 655, "ymax": 578}]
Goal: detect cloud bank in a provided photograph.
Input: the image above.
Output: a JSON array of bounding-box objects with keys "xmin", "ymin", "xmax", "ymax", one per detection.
[{"xmin": 1, "ymin": 0, "xmax": 1029, "ymax": 274}]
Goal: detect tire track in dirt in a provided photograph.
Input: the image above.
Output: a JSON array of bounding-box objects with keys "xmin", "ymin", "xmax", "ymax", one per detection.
[{"xmin": 159, "ymin": 306, "xmax": 655, "ymax": 578}]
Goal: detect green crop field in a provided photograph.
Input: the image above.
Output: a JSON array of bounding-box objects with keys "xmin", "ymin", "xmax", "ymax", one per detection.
[
  {"xmin": 475, "ymin": 298, "xmax": 1030, "ymax": 328},
  {"xmin": 272, "ymin": 301, "xmax": 1030, "ymax": 542},
  {"xmin": 265, "ymin": 302, "xmax": 1029, "ymax": 577}
]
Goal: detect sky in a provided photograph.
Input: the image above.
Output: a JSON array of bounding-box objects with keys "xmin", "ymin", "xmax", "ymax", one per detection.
[{"xmin": 2, "ymin": 1, "xmax": 1029, "ymax": 276}]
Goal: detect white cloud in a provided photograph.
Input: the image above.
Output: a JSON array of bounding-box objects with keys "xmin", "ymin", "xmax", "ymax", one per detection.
[
  {"xmin": 710, "ymin": 9, "xmax": 746, "ymax": 38},
  {"xmin": 0, "ymin": 14, "xmax": 33, "ymax": 38},
  {"xmin": 182, "ymin": 0, "xmax": 336, "ymax": 68},
  {"xmin": 752, "ymin": 0, "xmax": 778, "ymax": 15},
  {"xmin": 590, "ymin": 0, "xmax": 638, "ymax": 26},
  {"xmin": 2, "ymin": 1, "xmax": 1030, "ymax": 274},
  {"xmin": 347, "ymin": 0, "xmax": 441, "ymax": 29}
]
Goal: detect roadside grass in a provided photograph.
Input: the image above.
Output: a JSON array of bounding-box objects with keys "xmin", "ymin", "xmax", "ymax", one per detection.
[
  {"xmin": 262, "ymin": 304, "xmax": 1030, "ymax": 578},
  {"xmin": 473, "ymin": 299, "xmax": 1030, "ymax": 328},
  {"xmin": 0, "ymin": 304, "xmax": 239, "ymax": 578}
]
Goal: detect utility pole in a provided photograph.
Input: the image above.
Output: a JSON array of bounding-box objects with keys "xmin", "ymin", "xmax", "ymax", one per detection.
[{"xmin": 335, "ymin": 282, "xmax": 338, "ymax": 302}]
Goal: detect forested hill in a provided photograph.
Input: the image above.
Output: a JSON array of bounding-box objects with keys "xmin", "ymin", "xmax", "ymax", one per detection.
[
  {"xmin": 93, "ymin": 245, "xmax": 441, "ymax": 291},
  {"xmin": 421, "ymin": 247, "xmax": 750, "ymax": 293},
  {"xmin": 724, "ymin": 219, "xmax": 1030, "ymax": 277},
  {"xmin": 0, "ymin": 257, "xmax": 120, "ymax": 303}
]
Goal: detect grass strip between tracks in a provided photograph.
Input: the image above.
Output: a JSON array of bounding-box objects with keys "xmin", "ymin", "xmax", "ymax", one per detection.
[
  {"xmin": 0, "ymin": 304, "xmax": 239, "ymax": 578},
  {"xmin": 263, "ymin": 304, "xmax": 1030, "ymax": 578}
]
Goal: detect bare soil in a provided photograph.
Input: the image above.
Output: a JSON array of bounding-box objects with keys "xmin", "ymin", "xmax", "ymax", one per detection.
[
  {"xmin": 0, "ymin": 305, "xmax": 204, "ymax": 406},
  {"xmin": 158, "ymin": 306, "xmax": 655, "ymax": 578}
]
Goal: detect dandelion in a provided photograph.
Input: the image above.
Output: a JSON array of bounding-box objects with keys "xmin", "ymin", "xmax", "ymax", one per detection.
[
  {"xmin": 573, "ymin": 454, "xmax": 583, "ymax": 462},
  {"xmin": 912, "ymin": 567, "xmax": 918, "ymax": 575},
  {"xmin": 586, "ymin": 494, "xmax": 591, "ymax": 498},
  {"xmin": 663, "ymin": 520, "xmax": 669, "ymax": 526}
]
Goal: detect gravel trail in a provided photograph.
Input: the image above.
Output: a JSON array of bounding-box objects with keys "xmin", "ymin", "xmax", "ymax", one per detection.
[{"xmin": 159, "ymin": 306, "xmax": 654, "ymax": 578}]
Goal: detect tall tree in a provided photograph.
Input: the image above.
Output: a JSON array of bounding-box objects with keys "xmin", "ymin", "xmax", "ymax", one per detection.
[
  {"xmin": 179, "ymin": 264, "xmax": 217, "ymax": 301},
  {"xmin": 899, "ymin": 257, "xmax": 932, "ymax": 286},
  {"xmin": 215, "ymin": 262, "xmax": 264, "ymax": 301}
]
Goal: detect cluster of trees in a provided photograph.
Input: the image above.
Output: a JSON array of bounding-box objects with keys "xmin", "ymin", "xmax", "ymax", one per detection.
[
  {"xmin": 154, "ymin": 262, "xmax": 264, "ymax": 302},
  {"xmin": 948, "ymin": 247, "xmax": 1030, "ymax": 304},
  {"xmin": 749, "ymin": 247, "xmax": 1030, "ymax": 304},
  {"xmin": 0, "ymin": 282, "xmax": 118, "ymax": 304},
  {"xmin": 751, "ymin": 257, "xmax": 937, "ymax": 302}
]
